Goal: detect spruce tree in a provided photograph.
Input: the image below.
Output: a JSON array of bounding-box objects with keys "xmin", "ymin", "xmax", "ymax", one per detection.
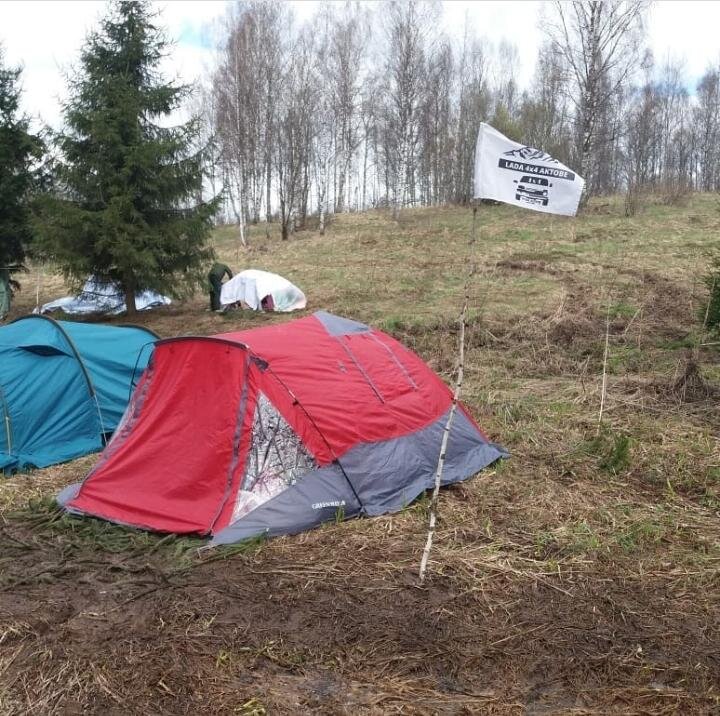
[
  {"xmin": 0, "ymin": 46, "xmax": 42, "ymax": 288},
  {"xmin": 702, "ymin": 252, "xmax": 720, "ymax": 333},
  {"xmin": 38, "ymin": 1, "xmax": 218, "ymax": 314}
]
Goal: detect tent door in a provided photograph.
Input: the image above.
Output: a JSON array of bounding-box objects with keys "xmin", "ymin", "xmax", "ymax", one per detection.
[{"xmin": 68, "ymin": 340, "xmax": 253, "ymax": 535}]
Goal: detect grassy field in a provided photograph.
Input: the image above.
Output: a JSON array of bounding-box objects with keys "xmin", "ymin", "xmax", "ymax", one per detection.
[{"xmin": 1, "ymin": 195, "xmax": 719, "ymax": 714}]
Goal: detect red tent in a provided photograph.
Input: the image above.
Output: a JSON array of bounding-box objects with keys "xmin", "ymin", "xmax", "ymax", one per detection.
[{"xmin": 59, "ymin": 311, "xmax": 505, "ymax": 544}]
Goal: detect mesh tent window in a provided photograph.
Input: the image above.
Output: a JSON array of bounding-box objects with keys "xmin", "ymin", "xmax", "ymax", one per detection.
[{"xmin": 231, "ymin": 393, "xmax": 318, "ymax": 522}]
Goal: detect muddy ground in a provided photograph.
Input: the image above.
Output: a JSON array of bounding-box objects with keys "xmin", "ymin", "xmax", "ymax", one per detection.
[{"xmin": 1, "ymin": 198, "xmax": 719, "ymax": 714}]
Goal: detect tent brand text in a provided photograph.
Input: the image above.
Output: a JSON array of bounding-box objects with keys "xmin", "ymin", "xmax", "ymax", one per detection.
[{"xmin": 312, "ymin": 500, "xmax": 346, "ymax": 510}]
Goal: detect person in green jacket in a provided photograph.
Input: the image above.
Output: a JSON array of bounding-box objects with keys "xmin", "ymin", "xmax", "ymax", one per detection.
[
  {"xmin": 208, "ymin": 262, "xmax": 233, "ymax": 312},
  {"xmin": 0, "ymin": 269, "xmax": 11, "ymax": 321}
]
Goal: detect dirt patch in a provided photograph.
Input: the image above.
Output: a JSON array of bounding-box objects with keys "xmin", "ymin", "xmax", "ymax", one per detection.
[
  {"xmin": 639, "ymin": 273, "xmax": 695, "ymax": 329},
  {"xmin": 1, "ymin": 500, "xmax": 718, "ymax": 714},
  {"xmin": 496, "ymin": 259, "xmax": 560, "ymax": 276}
]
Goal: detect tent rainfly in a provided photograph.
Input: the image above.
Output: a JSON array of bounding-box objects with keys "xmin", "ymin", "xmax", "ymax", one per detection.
[
  {"xmin": 59, "ymin": 312, "xmax": 506, "ymax": 544},
  {"xmin": 0, "ymin": 316, "xmax": 157, "ymax": 473},
  {"xmin": 220, "ymin": 269, "xmax": 306, "ymax": 312}
]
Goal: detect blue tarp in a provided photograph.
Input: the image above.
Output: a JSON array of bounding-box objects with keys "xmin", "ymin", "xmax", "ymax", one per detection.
[{"xmin": 0, "ymin": 316, "xmax": 156, "ymax": 473}]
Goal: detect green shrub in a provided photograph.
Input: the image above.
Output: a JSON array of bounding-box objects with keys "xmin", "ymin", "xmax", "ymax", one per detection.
[
  {"xmin": 583, "ymin": 427, "xmax": 633, "ymax": 475},
  {"xmin": 701, "ymin": 250, "xmax": 720, "ymax": 331}
]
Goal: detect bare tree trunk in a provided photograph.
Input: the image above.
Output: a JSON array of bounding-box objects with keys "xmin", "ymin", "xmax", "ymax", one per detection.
[
  {"xmin": 299, "ymin": 156, "xmax": 310, "ymax": 229},
  {"xmin": 239, "ymin": 213, "xmax": 246, "ymax": 249},
  {"xmin": 336, "ymin": 158, "xmax": 347, "ymax": 212},
  {"xmin": 332, "ymin": 146, "xmax": 338, "ymax": 213},
  {"xmin": 225, "ymin": 163, "xmax": 248, "ymax": 249},
  {"xmin": 392, "ymin": 168, "xmax": 402, "ymax": 220},
  {"xmin": 123, "ymin": 282, "xmax": 137, "ymax": 317},
  {"xmin": 232, "ymin": 191, "xmax": 247, "ymax": 248},
  {"xmin": 317, "ymin": 163, "xmax": 328, "ymax": 235},
  {"xmin": 361, "ymin": 130, "xmax": 369, "ymax": 209},
  {"xmin": 546, "ymin": 0, "xmax": 648, "ymax": 200},
  {"xmin": 265, "ymin": 152, "xmax": 272, "ymax": 224}
]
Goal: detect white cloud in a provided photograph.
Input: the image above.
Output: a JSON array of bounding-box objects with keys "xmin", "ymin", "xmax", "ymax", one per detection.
[
  {"xmin": 441, "ymin": 1, "xmax": 544, "ymax": 88},
  {"xmin": 0, "ymin": 0, "xmax": 224, "ymax": 129},
  {"xmin": 0, "ymin": 0, "xmax": 717, "ymax": 131},
  {"xmin": 1, "ymin": 1, "xmax": 105, "ymax": 127},
  {"xmin": 647, "ymin": 1, "xmax": 720, "ymax": 87}
]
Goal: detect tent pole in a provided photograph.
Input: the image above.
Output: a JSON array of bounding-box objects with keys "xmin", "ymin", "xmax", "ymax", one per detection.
[
  {"xmin": 265, "ymin": 365, "xmax": 366, "ymax": 513},
  {"xmin": 4, "ymin": 414, "xmax": 11, "ymax": 453},
  {"xmin": 0, "ymin": 386, "xmax": 12, "ymax": 454}
]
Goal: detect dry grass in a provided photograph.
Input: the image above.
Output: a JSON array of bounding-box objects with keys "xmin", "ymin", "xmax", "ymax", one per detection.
[{"xmin": 1, "ymin": 194, "xmax": 719, "ymax": 714}]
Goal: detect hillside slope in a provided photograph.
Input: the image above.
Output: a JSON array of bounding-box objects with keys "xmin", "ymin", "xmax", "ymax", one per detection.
[{"xmin": 2, "ymin": 196, "xmax": 719, "ymax": 714}]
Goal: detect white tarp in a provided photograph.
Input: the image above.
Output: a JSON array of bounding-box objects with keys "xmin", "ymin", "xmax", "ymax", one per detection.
[
  {"xmin": 38, "ymin": 276, "xmax": 171, "ymax": 316},
  {"xmin": 220, "ymin": 269, "xmax": 306, "ymax": 312},
  {"xmin": 474, "ymin": 122, "xmax": 584, "ymax": 217}
]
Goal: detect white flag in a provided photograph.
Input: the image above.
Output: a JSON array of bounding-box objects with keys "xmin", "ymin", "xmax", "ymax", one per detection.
[{"xmin": 473, "ymin": 123, "xmax": 584, "ymax": 217}]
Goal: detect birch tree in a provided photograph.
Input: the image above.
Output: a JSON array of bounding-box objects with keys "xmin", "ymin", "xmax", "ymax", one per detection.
[
  {"xmin": 453, "ymin": 32, "xmax": 490, "ymax": 203},
  {"xmin": 275, "ymin": 30, "xmax": 316, "ymax": 241},
  {"xmin": 309, "ymin": 10, "xmax": 336, "ymax": 235},
  {"xmin": 544, "ymin": 0, "xmax": 649, "ymax": 196},
  {"xmin": 519, "ymin": 43, "xmax": 573, "ymax": 166},
  {"xmin": 383, "ymin": 1, "xmax": 437, "ymax": 218},
  {"xmin": 328, "ymin": 5, "xmax": 366, "ymax": 213},
  {"xmin": 695, "ymin": 65, "xmax": 720, "ymax": 191},
  {"xmin": 215, "ymin": 3, "xmax": 263, "ymax": 233},
  {"xmin": 419, "ymin": 40, "xmax": 453, "ymax": 205}
]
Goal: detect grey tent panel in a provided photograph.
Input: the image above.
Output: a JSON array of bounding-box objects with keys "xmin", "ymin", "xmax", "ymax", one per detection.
[
  {"xmin": 314, "ymin": 310, "xmax": 370, "ymax": 336},
  {"xmin": 341, "ymin": 408, "xmax": 508, "ymax": 517},
  {"xmin": 57, "ymin": 482, "xmax": 82, "ymax": 507},
  {"xmin": 213, "ymin": 409, "xmax": 506, "ymax": 544},
  {"xmin": 211, "ymin": 463, "xmax": 362, "ymax": 545}
]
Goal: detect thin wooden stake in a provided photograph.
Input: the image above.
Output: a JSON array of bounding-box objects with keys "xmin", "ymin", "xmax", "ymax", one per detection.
[
  {"xmin": 419, "ymin": 282, "xmax": 470, "ymax": 583},
  {"xmin": 419, "ymin": 206, "xmax": 477, "ymax": 584},
  {"xmin": 597, "ymin": 300, "xmax": 611, "ymax": 431}
]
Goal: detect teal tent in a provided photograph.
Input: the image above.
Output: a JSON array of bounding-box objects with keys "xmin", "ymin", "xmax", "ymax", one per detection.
[{"xmin": 0, "ymin": 316, "xmax": 157, "ymax": 473}]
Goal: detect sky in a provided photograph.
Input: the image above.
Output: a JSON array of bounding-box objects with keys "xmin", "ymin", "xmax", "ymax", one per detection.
[{"xmin": 1, "ymin": 0, "xmax": 719, "ymax": 131}]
